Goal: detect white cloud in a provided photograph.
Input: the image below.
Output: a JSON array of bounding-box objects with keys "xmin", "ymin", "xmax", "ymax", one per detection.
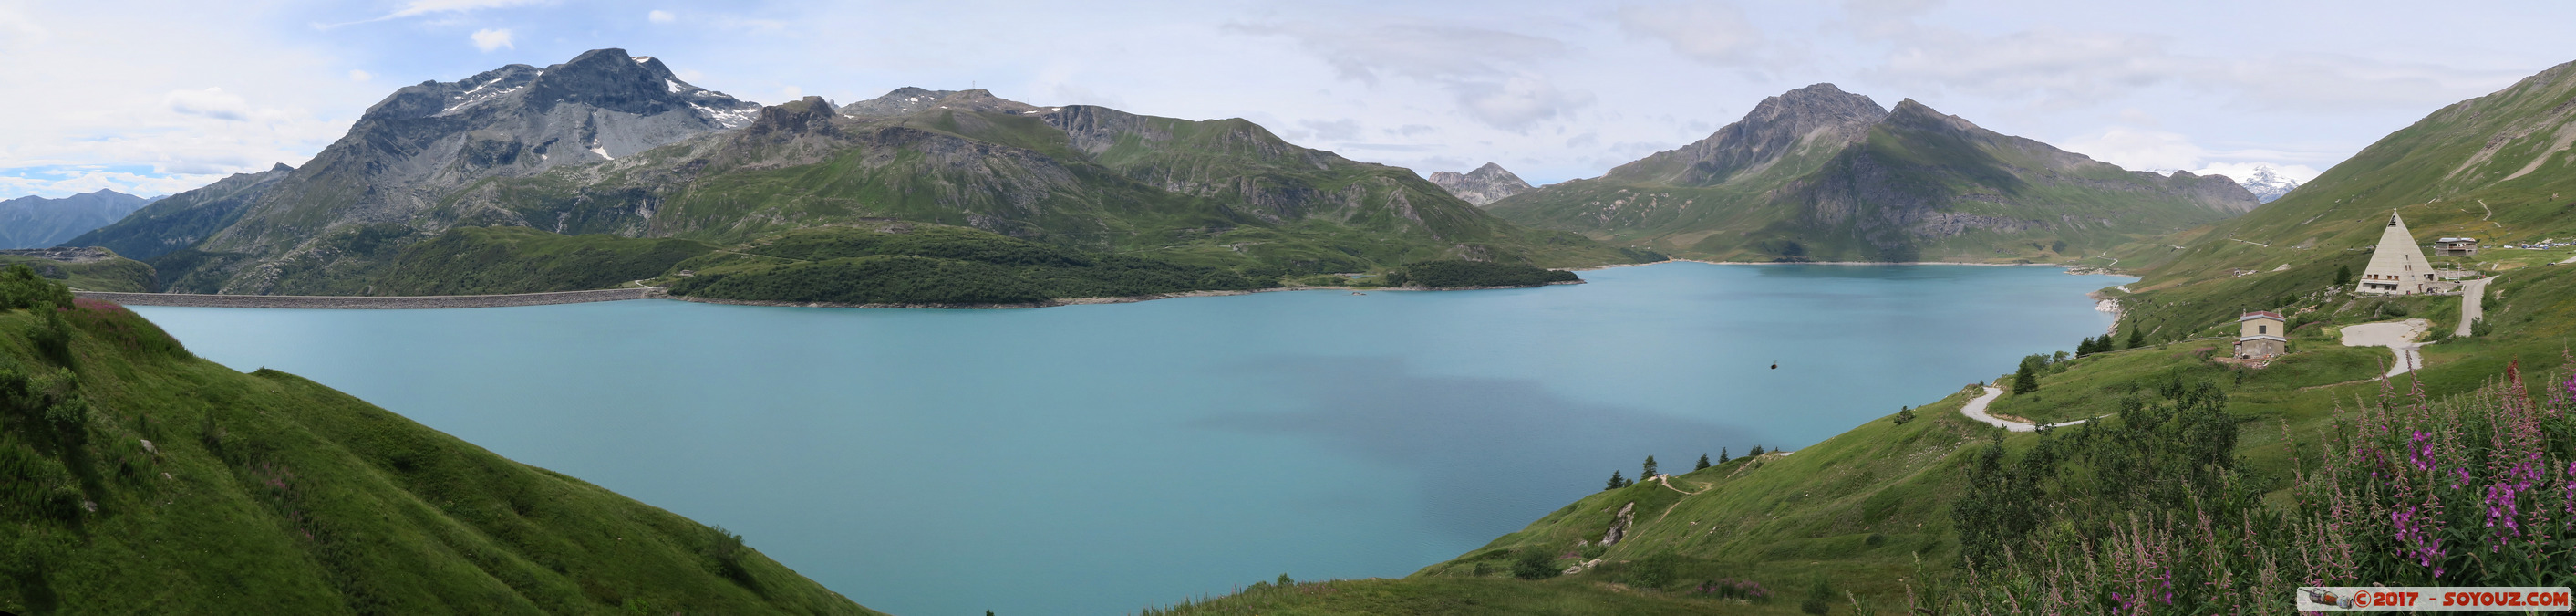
[
  {"xmin": 1617, "ymin": 3, "xmax": 1766, "ymax": 68},
  {"xmin": 1229, "ymin": 20, "xmax": 1593, "ymax": 131},
  {"xmin": 647, "ymin": 9, "xmax": 674, "ymax": 24},
  {"xmin": 347, "ymin": 69, "xmax": 371, "ymax": 82},
  {"xmin": 1298, "ymin": 119, "xmax": 1362, "ymax": 141},
  {"xmin": 470, "ymin": 28, "xmax": 513, "ymax": 52},
  {"xmin": 2061, "ymin": 127, "xmax": 2207, "ymax": 171},
  {"xmin": 165, "ymin": 88, "xmax": 252, "ymax": 121},
  {"xmin": 385, "ymin": 0, "xmax": 543, "ymax": 20}
]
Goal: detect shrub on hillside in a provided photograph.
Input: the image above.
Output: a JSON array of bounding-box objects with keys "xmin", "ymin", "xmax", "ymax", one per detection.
[
  {"xmin": 0, "ymin": 265, "xmax": 73, "ymax": 312},
  {"xmin": 1510, "ymin": 548, "xmax": 1561, "ymax": 579}
]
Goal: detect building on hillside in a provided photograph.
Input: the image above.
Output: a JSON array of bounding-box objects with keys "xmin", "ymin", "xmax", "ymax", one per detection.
[
  {"xmin": 2356, "ymin": 211, "xmax": 2438, "ymax": 295},
  {"xmin": 2236, "ymin": 310, "xmax": 2287, "ymax": 360},
  {"xmin": 2436, "ymin": 237, "xmax": 2479, "ymax": 256}
]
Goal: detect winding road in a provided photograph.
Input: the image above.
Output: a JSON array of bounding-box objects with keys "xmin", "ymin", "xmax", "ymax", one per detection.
[
  {"xmin": 2342, "ymin": 318, "xmax": 2430, "ymax": 378},
  {"xmin": 1959, "ymin": 386, "xmax": 2090, "ymax": 432},
  {"xmin": 2456, "ymin": 277, "xmax": 2493, "ymax": 337}
]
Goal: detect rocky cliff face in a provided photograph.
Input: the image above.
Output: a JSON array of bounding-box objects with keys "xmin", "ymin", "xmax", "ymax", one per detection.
[
  {"xmin": 1429, "ymin": 162, "xmax": 1533, "ymax": 205},
  {"xmin": 0, "ymin": 190, "xmax": 154, "ymax": 249},
  {"xmin": 1488, "ymin": 84, "xmax": 2260, "ymax": 263}
]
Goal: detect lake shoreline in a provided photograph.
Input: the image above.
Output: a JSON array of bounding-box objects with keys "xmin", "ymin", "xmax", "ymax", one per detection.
[{"xmin": 78, "ymin": 280, "xmax": 1584, "ymax": 310}]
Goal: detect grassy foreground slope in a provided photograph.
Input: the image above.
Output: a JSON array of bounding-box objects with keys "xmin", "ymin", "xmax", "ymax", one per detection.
[{"xmin": 0, "ymin": 266, "xmax": 876, "ymax": 615}]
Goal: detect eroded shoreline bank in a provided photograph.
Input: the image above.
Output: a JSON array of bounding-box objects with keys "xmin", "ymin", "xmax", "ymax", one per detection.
[{"xmin": 81, "ymin": 280, "xmax": 1585, "ymax": 310}]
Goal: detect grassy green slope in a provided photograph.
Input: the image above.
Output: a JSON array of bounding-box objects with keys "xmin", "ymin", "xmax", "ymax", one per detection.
[
  {"xmin": 0, "ymin": 273, "xmax": 877, "ymax": 614},
  {"xmin": 367, "ymin": 226, "xmax": 715, "ymax": 296},
  {"xmin": 1491, "ymin": 102, "xmax": 2247, "ymax": 264},
  {"xmin": 0, "ymin": 253, "xmax": 157, "ymax": 293},
  {"xmin": 665, "ymin": 224, "xmax": 1270, "ymax": 305}
]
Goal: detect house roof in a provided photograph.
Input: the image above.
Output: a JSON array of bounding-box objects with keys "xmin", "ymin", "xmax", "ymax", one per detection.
[
  {"xmin": 2438, "ymin": 237, "xmax": 2478, "ymax": 243},
  {"xmin": 2240, "ymin": 310, "xmax": 2285, "ymax": 321}
]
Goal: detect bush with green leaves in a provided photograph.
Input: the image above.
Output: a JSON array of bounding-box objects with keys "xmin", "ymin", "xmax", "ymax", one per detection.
[{"xmin": 1510, "ymin": 548, "xmax": 1560, "ymax": 579}]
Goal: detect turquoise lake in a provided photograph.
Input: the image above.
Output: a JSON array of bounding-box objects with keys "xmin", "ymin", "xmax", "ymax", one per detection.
[{"xmin": 132, "ymin": 262, "xmax": 2127, "ymax": 615}]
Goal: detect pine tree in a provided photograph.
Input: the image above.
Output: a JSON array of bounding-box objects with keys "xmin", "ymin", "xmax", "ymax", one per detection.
[
  {"xmin": 1719, "ymin": 448, "xmax": 1731, "ymax": 464},
  {"xmin": 1607, "ymin": 471, "xmax": 1627, "ymax": 490},
  {"xmin": 2075, "ymin": 336, "xmax": 2095, "ymax": 356},
  {"xmin": 2334, "ymin": 264, "xmax": 2353, "ymax": 287},
  {"xmin": 1749, "ymin": 444, "xmax": 1765, "ymax": 456},
  {"xmin": 1893, "ymin": 405, "xmax": 1917, "ymax": 425},
  {"xmin": 1696, "ymin": 454, "xmax": 1711, "ymax": 470},
  {"xmin": 2126, "ymin": 327, "xmax": 2145, "ymax": 350},
  {"xmin": 1642, "ymin": 455, "xmax": 1659, "ymax": 479}
]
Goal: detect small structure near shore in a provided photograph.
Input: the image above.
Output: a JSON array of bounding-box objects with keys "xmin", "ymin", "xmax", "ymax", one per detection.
[{"xmin": 2236, "ymin": 310, "xmax": 2287, "ymax": 360}]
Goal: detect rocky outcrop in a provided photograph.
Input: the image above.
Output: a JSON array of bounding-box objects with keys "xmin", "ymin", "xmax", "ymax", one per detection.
[
  {"xmin": 1429, "ymin": 162, "xmax": 1533, "ymax": 205},
  {"xmin": 1598, "ymin": 502, "xmax": 1637, "ymax": 547}
]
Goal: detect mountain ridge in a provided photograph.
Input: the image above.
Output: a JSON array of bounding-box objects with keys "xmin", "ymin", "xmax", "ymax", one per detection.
[
  {"xmin": 82, "ymin": 55, "xmax": 1634, "ymax": 295},
  {"xmin": 0, "ymin": 190, "xmax": 154, "ymax": 249},
  {"xmin": 1488, "ymin": 84, "xmax": 2260, "ymax": 263}
]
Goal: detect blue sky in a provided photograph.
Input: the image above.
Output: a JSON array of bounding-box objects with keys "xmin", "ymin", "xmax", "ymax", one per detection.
[{"xmin": 4, "ymin": 0, "xmax": 2571, "ymax": 199}]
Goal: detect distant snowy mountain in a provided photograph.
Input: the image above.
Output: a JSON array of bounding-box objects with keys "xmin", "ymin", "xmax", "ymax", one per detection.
[
  {"xmin": 2228, "ymin": 165, "xmax": 2302, "ymax": 203},
  {"xmin": 2184, "ymin": 163, "xmax": 2303, "ymax": 204}
]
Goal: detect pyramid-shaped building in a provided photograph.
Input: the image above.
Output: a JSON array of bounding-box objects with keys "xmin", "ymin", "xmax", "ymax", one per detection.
[{"xmin": 2354, "ymin": 211, "xmax": 2434, "ymax": 295}]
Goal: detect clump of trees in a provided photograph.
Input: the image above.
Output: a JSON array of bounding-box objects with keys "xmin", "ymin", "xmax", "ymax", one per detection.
[{"xmin": 1381, "ymin": 260, "xmax": 1578, "ymax": 288}]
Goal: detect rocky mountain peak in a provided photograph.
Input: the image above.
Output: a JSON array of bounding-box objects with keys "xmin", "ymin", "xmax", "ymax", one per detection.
[
  {"xmin": 746, "ymin": 96, "xmax": 843, "ymax": 139},
  {"xmin": 839, "ymin": 87, "xmax": 961, "ymax": 117},
  {"xmin": 1430, "ymin": 162, "xmax": 1534, "ymax": 205},
  {"xmin": 1608, "ymin": 83, "xmax": 1890, "ymax": 186}
]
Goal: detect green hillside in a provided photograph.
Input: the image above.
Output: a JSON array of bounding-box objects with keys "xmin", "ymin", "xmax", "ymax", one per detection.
[
  {"xmin": 0, "ymin": 266, "xmax": 878, "ymax": 614},
  {"xmin": 1489, "ymin": 88, "xmax": 2256, "ymax": 264},
  {"xmin": 0, "ymin": 250, "xmax": 157, "ymax": 293}
]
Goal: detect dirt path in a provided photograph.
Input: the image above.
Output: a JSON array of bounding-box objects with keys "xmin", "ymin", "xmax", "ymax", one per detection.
[
  {"xmin": 1959, "ymin": 386, "xmax": 2091, "ymax": 432},
  {"xmin": 2342, "ymin": 318, "xmax": 2430, "ymax": 378},
  {"xmin": 2456, "ymin": 278, "xmax": 2493, "ymax": 337}
]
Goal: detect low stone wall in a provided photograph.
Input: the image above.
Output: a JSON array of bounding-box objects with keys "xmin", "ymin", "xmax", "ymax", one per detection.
[{"xmin": 75, "ymin": 288, "xmax": 661, "ymax": 309}]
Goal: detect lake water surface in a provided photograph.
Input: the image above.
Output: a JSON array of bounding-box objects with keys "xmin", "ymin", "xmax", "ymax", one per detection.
[{"xmin": 134, "ymin": 262, "xmax": 2126, "ymax": 615}]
